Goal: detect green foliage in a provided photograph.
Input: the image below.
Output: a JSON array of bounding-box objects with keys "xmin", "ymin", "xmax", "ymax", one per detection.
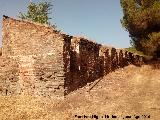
[
  {"xmin": 125, "ymin": 47, "xmax": 145, "ymax": 56},
  {"xmin": 19, "ymin": 1, "xmax": 53, "ymax": 25},
  {"xmin": 142, "ymin": 32, "xmax": 160, "ymax": 55},
  {"xmin": 125, "ymin": 47, "xmax": 153, "ymax": 60},
  {"xmin": 120, "ymin": 0, "xmax": 160, "ymax": 57}
]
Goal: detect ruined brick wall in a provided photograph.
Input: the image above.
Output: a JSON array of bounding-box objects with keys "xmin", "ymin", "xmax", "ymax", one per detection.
[
  {"xmin": 78, "ymin": 38, "xmax": 100, "ymax": 82},
  {"xmin": 17, "ymin": 54, "xmax": 66, "ymax": 97},
  {"xmin": 0, "ymin": 56, "xmax": 19, "ymax": 95},
  {"xmin": 65, "ymin": 37, "xmax": 101, "ymax": 93},
  {"xmin": 1, "ymin": 16, "xmax": 72, "ymax": 98},
  {"xmin": 2, "ymin": 16, "xmax": 64, "ymax": 56},
  {"xmin": 0, "ymin": 16, "xmax": 144, "ymax": 97},
  {"xmin": 66, "ymin": 38, "xmax": 144, "ymax": 94}
]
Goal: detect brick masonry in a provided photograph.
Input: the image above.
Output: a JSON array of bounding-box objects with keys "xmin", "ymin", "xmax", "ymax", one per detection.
[{"xmin": 0, "ymin": 16, "xmax": 144, "ymax": 98}]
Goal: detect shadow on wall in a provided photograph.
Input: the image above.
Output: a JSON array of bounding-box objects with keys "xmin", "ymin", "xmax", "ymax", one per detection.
[{"xmin": 64, "ymin": 38, "xmax": 144, "ymax": 95}]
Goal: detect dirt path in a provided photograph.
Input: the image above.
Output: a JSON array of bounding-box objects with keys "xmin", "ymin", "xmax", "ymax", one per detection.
[{"xmin": 0, "ymin": 63, "xmax": 160, "ymax": 120}]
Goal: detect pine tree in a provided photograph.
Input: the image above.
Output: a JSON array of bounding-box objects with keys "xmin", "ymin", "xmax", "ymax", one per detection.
[{"xmin": 120, "ymin": 0, "xmax": 160, "ymax": 57}]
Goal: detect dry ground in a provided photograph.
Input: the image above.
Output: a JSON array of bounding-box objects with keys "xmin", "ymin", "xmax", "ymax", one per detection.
[{"xmin": 0, "ymin": 62, "xmax": 160, "ymax": 120}]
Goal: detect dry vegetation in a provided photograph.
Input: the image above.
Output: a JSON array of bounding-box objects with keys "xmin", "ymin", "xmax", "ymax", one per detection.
[{"xmin": 0, "ymin": 62, "xmax": 160, "ymax": 120}]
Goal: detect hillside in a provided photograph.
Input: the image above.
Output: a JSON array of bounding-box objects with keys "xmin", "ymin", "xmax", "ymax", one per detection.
[{"xmin": 0, "ymin": 62, "xmax": 160, "ymax": 120}]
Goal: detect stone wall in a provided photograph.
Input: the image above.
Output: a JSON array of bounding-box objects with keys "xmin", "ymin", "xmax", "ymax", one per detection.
[
  {"xmin": 65, "ymin": 38, "xmax": 144, "ymax": 94},
  {"xmin": 0, "ymin": 15, "xmax": 144, "ymax": 97},
  {"xmin": 2, "ymin": 16, "xmax": 64, "ymax": 56},
  {"xmin": 1, "ymin": 16, "xmax": 72, "ymax": 98},
  {"xmin": 65, "ymin": 37, "xmax": 101, "ymax": 94},
  {"xmin": 0, "ymin": 56, "xmax": 19, "ymax": 95},
  {"xmin": 18, "ymin": 54, "xmax": 65, "ymax": 97}
]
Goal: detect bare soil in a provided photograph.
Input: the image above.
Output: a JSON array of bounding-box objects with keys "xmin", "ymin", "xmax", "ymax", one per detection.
[{"xmin": 0, "ymin": 62, "xmax": 160, "ymax": 120}]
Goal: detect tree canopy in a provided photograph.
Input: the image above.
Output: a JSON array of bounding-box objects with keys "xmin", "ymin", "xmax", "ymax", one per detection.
[
  {"xmin": 120, "ymin": 0, "xmax": 160, "ymax": 57},
  {"xmin": 19, "ymin": 1, "xmax": 53, "ymax": 25}
]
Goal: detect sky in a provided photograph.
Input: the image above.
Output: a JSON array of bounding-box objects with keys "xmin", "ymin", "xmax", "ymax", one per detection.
[{"xmin": 0, "ymin": 0, "xmax": 131, "ymax": 48}]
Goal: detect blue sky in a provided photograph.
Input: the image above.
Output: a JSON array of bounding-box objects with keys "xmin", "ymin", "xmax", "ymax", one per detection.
[{"xmin": 0, "ymin": 0, "xmax": 131, "ymax": 48}]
